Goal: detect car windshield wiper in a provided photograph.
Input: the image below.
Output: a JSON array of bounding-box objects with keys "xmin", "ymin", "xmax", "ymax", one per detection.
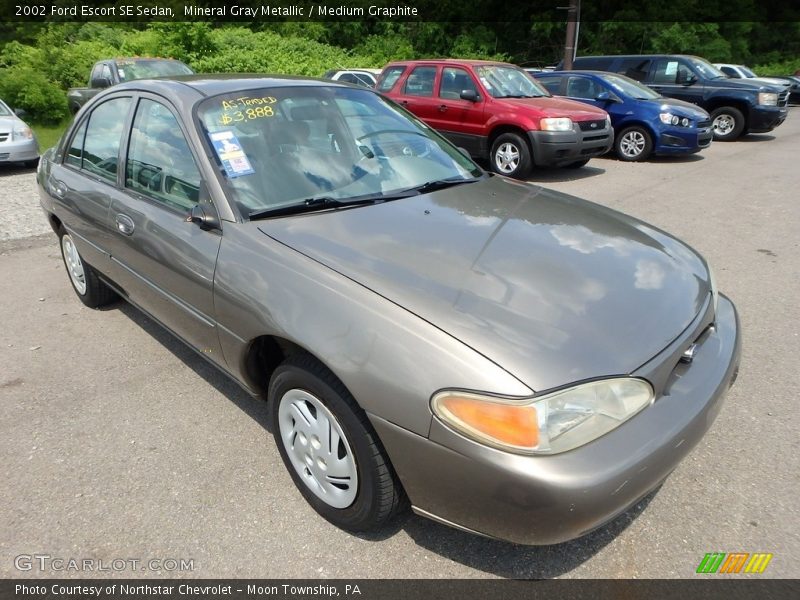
[{"xmin": 249, "ymin": 196, "xmax": 379, "ymax": 220}]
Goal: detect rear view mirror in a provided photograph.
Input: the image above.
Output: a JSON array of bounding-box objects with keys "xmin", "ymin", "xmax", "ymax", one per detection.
[
  {"xmin": 596, "ymin": 91, "xmax": 611, "ymax": 101},
  {"xmin": 13, "ymin": 108, "xmax": 28, "ymax": 118},
  {"xmin": 189, "ymin": 182, "xmax": 220, "ymax": 231},
  {"xmin": 460, "ymin": 89, "xmax": 480, "ymax": 102},
  {"xmin": 678, "ymin": 72, "xmax": 697, "ymax": 86}
]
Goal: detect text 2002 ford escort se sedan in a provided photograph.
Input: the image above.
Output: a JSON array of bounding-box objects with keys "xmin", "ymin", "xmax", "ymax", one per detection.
[{"xmin": 37, "ymin": 75, "xmax": 740, "ymax": 544}]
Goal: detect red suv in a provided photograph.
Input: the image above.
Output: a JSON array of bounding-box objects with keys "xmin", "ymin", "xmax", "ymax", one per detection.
[{"xmin": 378, "ymin": 59, "xmax": 614, "ymax": 178}]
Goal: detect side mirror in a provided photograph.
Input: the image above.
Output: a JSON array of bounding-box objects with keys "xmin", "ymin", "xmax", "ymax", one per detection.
[
  {"xmin": 678, "ymin": 73, "xmax": 697, "ymax": 86},
  {"xmin": 459, "ymin": 89, "xmax": 480, "ymax": 102},
  {"xmin": 189, "ymin": 182, "xmax": 220, "ymax": 231},
  {"xmin": 595, "ymin": 91, "xmax": 611, "ymax": 102},
  {"xmin": 91, "ymin": 76, "xmax": 111, "ymax": 89},
  {"xmin": 13, "ymin": 108, "xmax": 28, "ymax": 118}
]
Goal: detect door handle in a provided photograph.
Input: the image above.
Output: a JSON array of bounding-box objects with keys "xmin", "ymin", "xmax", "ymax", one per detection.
[
  {"xmin": 400, "ymin": 100, "xmax": 409, "ymax": 106},
  {"xmin": 438, "ymin": 104, "xmax": 448, "ymax": 112},
  {"xmin": 52, "ymin": 179, "xmax": 68, "ymax": 198},
  {"xmin": 115, "ymin": 213, "xmax": 135, "ymax": 236}
]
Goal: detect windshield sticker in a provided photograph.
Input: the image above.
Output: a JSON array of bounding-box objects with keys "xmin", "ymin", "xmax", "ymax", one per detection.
[
  {"xmin": 117, "ymin": 68, "xmax": 125, "ymax": 78},
  {"xmin": 209, "ymin": 130, "xmax": 255, "ymax": 178}
]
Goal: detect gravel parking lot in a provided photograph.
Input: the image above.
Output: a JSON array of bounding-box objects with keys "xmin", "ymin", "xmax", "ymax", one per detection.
[{"xmin": 1, "ymin": 109, "xmax": 798, "ymax": 579}]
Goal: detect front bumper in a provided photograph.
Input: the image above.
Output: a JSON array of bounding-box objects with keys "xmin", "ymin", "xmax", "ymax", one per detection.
[
  {"xmin": 747, "ymin": 105, "xmax": 788, "ymax": 133},
  {"xmin": 655, "ymin": 123, "xmax": 713, "ymax": 155},
  {"xmin": 526, "ymin": 123, "xmax": 613, "ymax": 167},
  {"xmin": 0, "ymin": 137, "xmax": 39, "ymax": 163},
  {"xmin": 372, "ymin": 294, "xmax": 740, "ymax": 545}
]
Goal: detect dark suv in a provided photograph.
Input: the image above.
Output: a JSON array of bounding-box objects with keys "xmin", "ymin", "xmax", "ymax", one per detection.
[
  {"xmin": 566, "ymin": 55, "xmax": 789, "ymax": 141},
  {"xmin": 378, "ymin": 59, "xmax": 613, "ymax": 178}
]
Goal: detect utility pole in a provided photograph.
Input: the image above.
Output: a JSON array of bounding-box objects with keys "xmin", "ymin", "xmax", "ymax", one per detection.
[{"xmin": 561, "ymin": 0, "xmax": 580, "ymax": 70}]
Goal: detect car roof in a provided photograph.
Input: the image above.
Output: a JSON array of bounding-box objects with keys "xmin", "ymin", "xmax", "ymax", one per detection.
[
  {"xmin": 384, "ymin": 58, "xmax": 515, "ymax": 68},
  {"xmin": 110, "ymin": 74, "xmax": 360, "ymax": 111},
  {"xmin": 575, "ymin": 54, "xmax": 704, "ymax": 61},
  {"xmin": 533, "ymin": 70, "xmax": 617, "ymax": 77}
]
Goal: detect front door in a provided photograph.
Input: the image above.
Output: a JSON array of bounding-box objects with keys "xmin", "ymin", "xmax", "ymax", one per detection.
[
  {"xmin": 102, "ymin": 95, "xmax": 223, "ymax": 358},
  {"xmin": 429, "ymin": 66, "xmax": 487, "ymax": 156}
]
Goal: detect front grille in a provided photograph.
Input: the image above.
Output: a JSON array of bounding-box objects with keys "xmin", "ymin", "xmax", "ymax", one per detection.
[
  {"xmin": 583, "ymin": 134, "xmax": 610, "ymax": 142},
  {"xmin": 0, "ymin": 153, "xmax": 10, "ymax": 160},
  {"xmin": 778, "ymin": 90, "xmax": 789, "ymax": 107},
  {"xmin": 697, "ymin": 119, "xmax": 712, "ymax": 129},
  {"xmin": 578, "ymin": 119, "xmax": 606, "ymax": 132},
  {"xmin": 0, "ymin": 133, "xmax": 9, "ymax": 143}
]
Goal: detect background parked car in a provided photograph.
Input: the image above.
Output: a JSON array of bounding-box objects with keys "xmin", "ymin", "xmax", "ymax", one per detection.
[
  {"xmin": 566, "ymin": 54, "xmax": 790, "ymax": 141},
  {"xmin": 0, "ymin": 99, "xmax": 39, "ymax": 168},
  {"xmin": 534, "ymin": 70, "xmax": 712, "ymax": 161},
  {"xmin": 713, "ymin": 63, "xmax": 793, "ymax": 92},
  {"xmin": 67, "ymin": 57, "xmax": 194, "ymax": 114},
  {"xmin": 763, "ymin": 75, "xmax": 800, "ymax": 105},
  {"xmin": 322, "ymin": 68, "xmax": 382, "ymax": 87},
  {"xmin": 378, "ymin": 59, "xmax": 613, "ymax": 178}
]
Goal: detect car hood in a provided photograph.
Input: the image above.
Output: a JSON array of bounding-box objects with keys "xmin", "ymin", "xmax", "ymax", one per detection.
[
  {"xmin": 0, "ymin": 116, "xmax": 23, "ymax": 131},
  {"xmin": 497, "ymin": 96, "xmax": 608, "ymax": 120},
  {"xmin": 257, "ymin": 176, "xmax": 710, "ymax": 391},
  {"xmin": 647, "ymin": 97, "xmax": 710, "ymax": 119},
  {"xmin": 711, "ymin": 77, "xmax": 785, "ymax": 93}
]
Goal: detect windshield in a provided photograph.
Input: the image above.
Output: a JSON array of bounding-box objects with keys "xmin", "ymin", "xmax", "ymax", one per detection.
[
  {"xmin": 197, "ymin": 86, "xmax": 482, "ymax": 218},
  {"xmin": 688, "ymin": 58, "xmax": 726, "ymax": 79},
  {"xmin": 474, "ymin": 65, "xmax": 549, "ymax": 98},
  {"xmin": 601, "ymin": 73, "xmax": 661, "ymax": 99},
  {"xmin": 0, "ymin": 100, "xmax": 11, "ymax": 116},
  {"xmin": 116, "ymin": 60, "xmax": 194, "ymax": 82}
]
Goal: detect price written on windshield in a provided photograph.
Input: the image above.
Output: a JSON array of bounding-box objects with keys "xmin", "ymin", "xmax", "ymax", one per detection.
[{"xmin": 219, "ymin": 96, "xmax": 278, "ymax": 125}]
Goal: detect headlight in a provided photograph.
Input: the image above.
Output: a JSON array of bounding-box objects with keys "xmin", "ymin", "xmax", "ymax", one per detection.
[
  {"xmin": 12, "ymin": 125, "xmax": 33, "ymax": 141},
  {"xmin": 758, "ymin": 92, "xmax": 778, "ymax": 106},
  {"xmin": 659, "ymin": 112, "xmax": 692, "ymax": 127},
  {"xmin": 431, "ymin": 378, "xmax": 654, "ymax": 455},
  {"xmin": 540, "ymin": 117, "xmax": 573, "ymax": 131}
]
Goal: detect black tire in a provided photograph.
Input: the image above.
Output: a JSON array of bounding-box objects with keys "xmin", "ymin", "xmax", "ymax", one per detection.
[
  {"xmin": 710, "ymin": 106, "xmax": 745, "ymax": 141},
  {"xmin": 269, "ymin": 355, "xmax": 406, "ymax": 532},
  {"xmin": 615, "ymin": 126, "xmax": 654, "ymax": 161},
  {"xmin": 564, "ymin": 159, "xmax": 590, "ymax": 169},
  {"xmin": 58, "ymin": 228, "xmax": 117, "ymax": 308},
  {"xmin": 489, "ymin": 132, "xmax": 532, "ymax": 179}
]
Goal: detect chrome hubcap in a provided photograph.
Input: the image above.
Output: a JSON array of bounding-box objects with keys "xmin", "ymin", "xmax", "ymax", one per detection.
[
  {"xmin": 61, "ymin": 234, "xmax": 86, "ymax": 295},
  {"xmin": 713, "ymin": 114, "xmax": 735, "ymax": 135},
  {"xmin": 620, "ymin": 131, "xmax": 646, "ymax": 157},
  {"xmin": 494, "ymin": 142, "xmax": 520, "ymax": 173},
  {"xmin": 278, "ymin": 389, "xmax": 358, "ymax": 509}
]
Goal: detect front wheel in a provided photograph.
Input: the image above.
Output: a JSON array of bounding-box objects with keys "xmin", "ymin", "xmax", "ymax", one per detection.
[
  {"xmin": 710, "ymin": 107, "xmax": 745, "ymax": 141},
  {"xmin": 58, "ymin": 228, "xmax": 117, "ymax": 308},
  {"xmin": 489, "ymin": 133, "xmax": 532, "ymax": 179},
  {"xmin": 615, "ymin": 126, "xmax": 654, "ymax": 161},
  {"xmin": 270, "ymin": 355, "xmax": 406, "ymax": 532}
]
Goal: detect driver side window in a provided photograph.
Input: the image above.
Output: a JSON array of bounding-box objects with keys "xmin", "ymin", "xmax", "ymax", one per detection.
[
  {"xmin": 653, "ymin": 60, "xmax": 694, "ymax": 85},
  {"xmin": 125, "ymin": 99, "xmax": 201, "ymax": 212}
]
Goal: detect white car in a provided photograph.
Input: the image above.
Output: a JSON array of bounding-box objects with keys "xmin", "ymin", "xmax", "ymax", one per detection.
[
  {"xmin": 0, "ymin": 99, "xmax": 39, "ymax": 168},
  {"xmin": 713, "ymin": 64, "xmax": 791, "ymax": 91},
  {"xmin": 322, "ymin": 69, "xmax": 382, "ymax": 88}
]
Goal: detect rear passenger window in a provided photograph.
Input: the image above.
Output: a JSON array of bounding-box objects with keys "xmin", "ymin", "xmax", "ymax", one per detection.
[
  {"xmin": 125, "ymin": 99, "xmax": 201, "ymax": 211},
  {"xmin": 617, "ymin": 58, "xmax": 652, "ymax": 82},
  {"xmin": 377, "ymin": 66, "xmax": 406, "ymax": 92},
  {"xmin": 65, "ymin": 120, "xmax": 87, "ymax": 168},
  {"xmin": 80, "ymin": 97, "xmax": 132, "ymax": 182},
  {"xmin": 536, "ymin": 76, "xmax": 562, "ymax": 94},
  {"xmin": 404, "ymin": 66, "xmax": 437, "ymax": 97}
]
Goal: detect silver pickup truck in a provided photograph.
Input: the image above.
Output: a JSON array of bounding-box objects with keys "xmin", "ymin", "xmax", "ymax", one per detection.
[{"xmin": 67, "ymin": 57, "xmax": 193, "ymax": 114}]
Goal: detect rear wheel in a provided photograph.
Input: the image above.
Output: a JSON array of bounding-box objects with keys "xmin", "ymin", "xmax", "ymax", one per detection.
[
  {"xmin": 615, "ymin": 126, "xmax": 654, "ymax": 161},
  {"xmin": 58, "ymin": 228, "xmax": 117, "ymax": 308},
  {"xmin": 710, "ymin": 107, "xmax": 745, "ymax": 141},
  {"xmin": 270, "ymin": 355, "xmax": 406, "ymax": 532},
  {"xmin": 489, "ymin": 133, "xmax": 532, "ymax": 179}
]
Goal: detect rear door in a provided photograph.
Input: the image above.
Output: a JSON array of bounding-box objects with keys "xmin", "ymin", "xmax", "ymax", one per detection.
[
  {"xmin": 391, "ymin": 64, "xmax": 441, "ymax": 122},
  {"xmin": 428, "ymin": 66, "xmax": 487, "ymax": 155},
  {"xmin": 102, "ymin": 94, "xmax": 223, "ymax": 357}
]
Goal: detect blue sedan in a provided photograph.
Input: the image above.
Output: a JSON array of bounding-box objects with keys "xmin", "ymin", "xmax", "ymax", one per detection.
[{"xmin": 534, "ymin": 71, "xmax": 713, "ymax": 161}]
